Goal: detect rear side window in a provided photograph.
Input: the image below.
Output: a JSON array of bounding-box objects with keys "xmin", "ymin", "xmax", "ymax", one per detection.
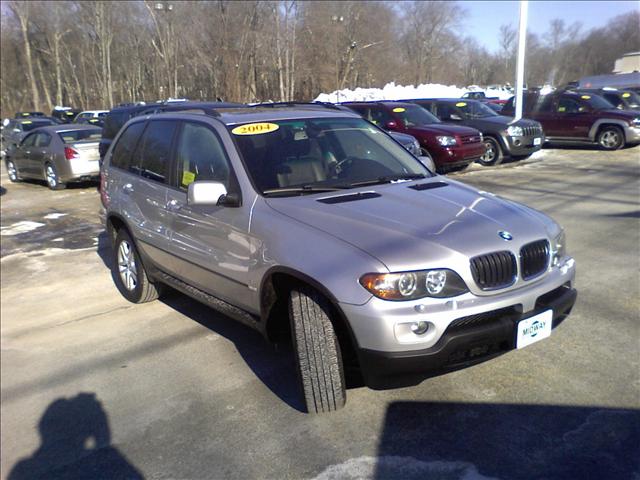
[
  {"xmin": 110, "ymin": 122, "xmax": 145, "ymax": 171},
  {"xmin": 135, "ymin": 120, "xmax": 178, "ymax": 183},
  {"xmin": 174, "ymin": 122, "xmax": 230, "ymax": 190}
]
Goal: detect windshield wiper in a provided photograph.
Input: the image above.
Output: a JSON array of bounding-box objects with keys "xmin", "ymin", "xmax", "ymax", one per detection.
[
  {"xmin": 349, "ymin": 173, "xmax": 427, "ymax": 188},
  {"xmin": 263, "ymin": 185, "xmax": 349, "ymax": 197}
]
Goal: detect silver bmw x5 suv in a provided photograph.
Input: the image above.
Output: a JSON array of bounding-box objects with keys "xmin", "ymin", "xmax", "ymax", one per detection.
[{"xmin": 100, "ymin": 105, "xmax": 577, "ymax": 413}]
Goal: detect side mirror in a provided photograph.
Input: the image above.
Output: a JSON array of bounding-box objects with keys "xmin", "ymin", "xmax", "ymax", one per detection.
[
  {"xmin": 449, "ymin": 114, "xmax": 462, "ymax": 121},
  {"xmin": 418, "ymin": 155, "xmax": 435, "ymax": 172},
  {"xmin": 385, "ymin": 121, "xmax": 397, "ymax": 129},
  {"xmin": 187, "ymin": 181, "xmax": 228, "ymax": 206}
]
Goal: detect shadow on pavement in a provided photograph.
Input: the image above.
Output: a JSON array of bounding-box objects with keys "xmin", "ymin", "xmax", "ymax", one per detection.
[
  {"xmin": 8, "ymin": 393, "xmax": 142, "ymax": 480},
  {"xmin": 372, "ymin": 401, "xmax": 640, "ymax": 480},
  {"xmin": 96, "ymin": 232, "xmax": 305, "ymax": 412}
]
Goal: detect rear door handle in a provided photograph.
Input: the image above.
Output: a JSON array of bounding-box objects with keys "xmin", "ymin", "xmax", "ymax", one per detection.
[
  {"xmin": 166, "ymin": 199, "xmax": 183, "ymax": 212},
  {"xmin": 123, "ymin": 183, "xmax": 134, "ymax": 194}
]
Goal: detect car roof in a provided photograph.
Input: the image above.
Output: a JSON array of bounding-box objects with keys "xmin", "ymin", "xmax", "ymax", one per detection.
[
  {"xmin": 142, "ymin": 106, "xmax": 361, "ymax": 126},
  {"xmin": 407, "ymin": 98, "xmax": 480, "ymax": 103},
  {"xmin": 79, "ymin": 110, "xmax": 109, "ymax": 114},
  {"xmin": 341, "ymin": 101, "xmax": 418, "ymax": 108}
]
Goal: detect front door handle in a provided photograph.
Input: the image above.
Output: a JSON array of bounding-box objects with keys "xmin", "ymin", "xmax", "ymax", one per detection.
[
  {"xmin": 166, "ymin": 199, "xmax": 182, "ymax": 212},
  {"xmin": 122, "ymin": 183, "xmax": 134, "ymax": 194}
]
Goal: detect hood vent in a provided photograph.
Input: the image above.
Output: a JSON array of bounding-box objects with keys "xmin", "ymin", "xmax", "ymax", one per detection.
[
  {"xmin": 409, "ymin": 181, "xmax": 448, "ymax": 191},
  {"xmin": 317, "ymin": 191, "xmax": 380, "ymax": 204}
]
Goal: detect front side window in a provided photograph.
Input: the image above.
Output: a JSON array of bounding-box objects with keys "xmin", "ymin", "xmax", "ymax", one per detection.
[
  {"xmin": 230, "ymin": 117, "xmax": 430, "ymax": 195},
  {"xmin": 21, "ymin": 133, "xmax": 37, "ymax": 147},
  {"xmin": 110, "ymin": 121, "xmax": 146, "ymax": 171},
  {"xmin": 35, "ymin": 133, "xmax": 51, "ymax": 147},
  {"xmin": 135, "ymin": 120, "xmax": 178, "ymax": 183},
  {"xmin": 175, "ymin": 122, "xmax": 230, "ymax": 190}
]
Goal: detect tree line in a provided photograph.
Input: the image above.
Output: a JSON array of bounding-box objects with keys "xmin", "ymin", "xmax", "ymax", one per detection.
[{"xmin": 1, "ymin": 0, "xmax": 638, "ymax": 115}]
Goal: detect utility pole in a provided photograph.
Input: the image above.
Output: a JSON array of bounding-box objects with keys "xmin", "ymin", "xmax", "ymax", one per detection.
[{"xmin": 514, "ymin": 0, "xmax": 528, "ymax": 122}]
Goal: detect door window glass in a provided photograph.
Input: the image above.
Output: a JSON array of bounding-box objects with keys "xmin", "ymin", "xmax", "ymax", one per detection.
[
  {"xmin": 175, "ymin": 122, "xmax": 231, "ymax": 190},
  {"xmin": 21, "ymin": 133, "xmax": 37, "ymax": 147},
  {"xmin": 35, "ymin": 133, "xmax": 51, "ymax": 147},
  {"xmin": 110, "ymin": 121, "xmax": 145, "ymax": 171},
  {"xmin": 557, "ymin": 98, "xmax": 581, "ymax": 113},
  {"xmin": 135, "ymin": 120, "xmax": 178, "ymax": 183}
]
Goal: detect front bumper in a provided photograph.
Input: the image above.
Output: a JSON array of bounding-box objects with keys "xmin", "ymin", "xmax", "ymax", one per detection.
[
  {"xmin": 500, "ymin": 133, "xmax": 545, "ymax": 156},
  {"xmin": 358, "ymin": 284, "xmax": 576, "ymax": 389},
  {"xmin": 430, "ymin": 142, "xmax": 486, "ymax": 167},
  {"xmin": 624, "ymin": 125, "xmax": 640, "ymax": 143}
]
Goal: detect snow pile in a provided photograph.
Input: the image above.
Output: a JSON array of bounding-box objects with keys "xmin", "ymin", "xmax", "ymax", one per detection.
[{"xmin": 314, "ymin": 82, "xmax": 513, "ymax": 103}]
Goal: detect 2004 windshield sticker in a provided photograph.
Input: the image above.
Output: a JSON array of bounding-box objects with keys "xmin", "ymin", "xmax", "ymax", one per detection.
[{"xmin": 232, "ymin": 123, "xmax": 279, "ymax": 135}]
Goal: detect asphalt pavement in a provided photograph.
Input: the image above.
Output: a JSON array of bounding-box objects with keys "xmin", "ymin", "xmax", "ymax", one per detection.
[{"xmin": 1, "ymin": 146, "xmax": 639, "ymax": 480}]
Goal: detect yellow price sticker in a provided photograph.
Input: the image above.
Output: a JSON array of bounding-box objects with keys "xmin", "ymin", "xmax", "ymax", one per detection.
[
  {"xmin": 232, "ymin": 122, "xmax": 279, "ymax": 135},
  {"xmin": 21, "ymin": 113, "xmax": 30, "ymax": 116},
  {"xmin": 580, "ymin": 95, "xmax": 591, "ymax": 100},
  {"xmin": 392, "ymin": 107, "xmax": 406, "ymax": 113},
  {"xmin": 21, "ymin": 120, "xmax": 32, "ymax": 124},
  {"xmin": 455, "ymin": 102, "xmax": 467, "ymax": 107},
  {"xmin": 622, "ymin": 92, "xmax": 631, "ymax": 98},
  {"xmin": 182, "ymin": 171, "xmax": 196, "ymax": 186},
  {"xmin": 558, "ymin": 107, "xmax": 566, "ymax": 112}
]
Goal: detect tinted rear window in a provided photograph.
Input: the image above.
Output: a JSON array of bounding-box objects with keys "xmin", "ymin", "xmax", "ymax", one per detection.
[
  {"xmin": 22, "ymin": 120, "xmax": 55, "ymax": 132},
  {"xmin": 110, "ymin": 122, "xmax": 146, "ymax": 171},
  {"xmin": 58, "ymin": 129, "xmax": 102, "ymax": 144},
  {"xmin": 135, "ymin": 120, "xmax": 178, "ymax": 183}
]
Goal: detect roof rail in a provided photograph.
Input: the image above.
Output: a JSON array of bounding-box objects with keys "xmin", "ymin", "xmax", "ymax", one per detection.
[{"xmin": 250, "ymin": 101, "xmax": 343, "ymax": 111}]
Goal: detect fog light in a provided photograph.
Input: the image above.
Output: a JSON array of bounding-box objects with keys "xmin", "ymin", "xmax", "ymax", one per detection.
[{"xmin": 411, "ymin": 321, "xmax": 429, "ymax": 335}]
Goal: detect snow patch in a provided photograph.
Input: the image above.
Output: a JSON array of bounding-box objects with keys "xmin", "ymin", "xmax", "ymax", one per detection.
[
  {"xmin": 0, "ymin": 221, "xmax": 45, "ymax": 236},
  {"xmin": 314, "ymin": 82, "xmax": 513, "ymax": 103},
  {"xmin": 312, "ymin": 456, "xmax": 498, "ymax": 480},
  {"xmin": 44, "ymin": 213, "xmax": 68, "ymax": 219}
]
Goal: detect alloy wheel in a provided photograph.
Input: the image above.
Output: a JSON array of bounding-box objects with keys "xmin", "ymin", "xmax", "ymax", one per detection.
[
  {"xmin": 46, "ymin": 164, "xmax": 57, "ymax": 188},
  {"xmin": 481, "ymin": 140, "xmax": 496, "ymax": 163},
  {"xmin": 7, "ymin": 161, "xmax": 17, "ymax": 181},
  {"xmin": 117, "ymin": 240, "xmax": 138, "ymax": 291},
  {"xmin": 600, "ymin": 130, "xmax": 620, "ymax": 149}
]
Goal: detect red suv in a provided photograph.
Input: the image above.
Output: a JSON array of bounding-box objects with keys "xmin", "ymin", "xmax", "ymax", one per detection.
[{"xmin": 342, "ymin": 101, "xmax": 486, "ymax": 172}]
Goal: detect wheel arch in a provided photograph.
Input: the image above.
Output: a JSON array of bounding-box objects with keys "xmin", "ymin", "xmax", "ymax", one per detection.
[{"xmin": 589, "ymin": 119, "xmax": 627, "ymax": 142}]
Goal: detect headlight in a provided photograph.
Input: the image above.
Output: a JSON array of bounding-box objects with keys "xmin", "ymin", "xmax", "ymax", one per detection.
[
  {"xmin": 360, "ymin": 269, "xmax": 468, "ymax": 301},
  {"xmin": 551, "ymin": 230, "xmax": 566, "ymax": 266},
  {"xmin": 507, "ymin": 125, "xmax": 523, "ymax": 137},
  {"xmin": 436, "ymin": 135, "xmax": 457, "ymax": 146}
]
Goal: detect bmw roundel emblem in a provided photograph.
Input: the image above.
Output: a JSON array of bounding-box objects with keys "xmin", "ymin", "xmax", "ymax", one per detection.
[{"xmin": 498, "ymin": 231, "xmax": 513, "ymax": 241}]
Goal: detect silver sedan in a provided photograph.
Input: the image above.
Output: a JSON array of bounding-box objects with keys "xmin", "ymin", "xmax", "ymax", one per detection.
[{"xmin": 5, "ymin": 124, "xmax": 102, "ymax": 190}]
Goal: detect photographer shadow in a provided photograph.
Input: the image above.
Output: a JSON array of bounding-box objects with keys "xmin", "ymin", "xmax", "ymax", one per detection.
[{"xmin": 8, "ymin": 393, "xmax": 142, "ymax": 480}]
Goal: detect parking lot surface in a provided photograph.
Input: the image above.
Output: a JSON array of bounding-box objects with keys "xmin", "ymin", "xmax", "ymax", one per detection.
[{"xmin": 1, "ymin": 146, "xmax": 639, "ymax": 479}]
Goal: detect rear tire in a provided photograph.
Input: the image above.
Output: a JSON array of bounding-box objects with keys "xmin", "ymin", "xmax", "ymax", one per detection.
[
  {"xmin": 289, "ymin": 287, "xmax": 346, "ymax": 413},
  {"xmin": 113, "ymin": 229, "xmax": 160, "ymax": 303},
  {"xmin": 597, "ymin": 126, "xmax": 624, "ymax": 150},
  {"xmin": 6, "ymin": 159, "xmax": 19, "ymax": 182},
  {"xmin": 44, "ymin": 162, "xmax": 66, "ymax": 190},
  {"xmin": 478, "ymin": 137, "xmax": 503, "ymax": 166}
]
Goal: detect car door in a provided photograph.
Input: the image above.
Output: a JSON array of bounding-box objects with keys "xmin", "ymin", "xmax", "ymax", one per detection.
[
  {"xmin": 30, "ymin": 132, "xmax": 52, "ymax": 178},
  {"xmin": 164, "ymin": 120, "xmax": 255, "ymax": 312},
  {"xmin": 14, "ymin": 132, "xmax": 38, "ymax": 176},
  {"xmin": 554, "ymin": 96, "xmax": 593, "ymax": 139},
  {"xmin": 124, "ymin": 119, "xmax": 179, "ymax": 266}
]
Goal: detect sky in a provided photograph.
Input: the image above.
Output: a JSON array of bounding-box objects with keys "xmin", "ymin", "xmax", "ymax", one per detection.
[{"xmin": 463, "ymin": 1, "xmax": 640, "ymax": 52}]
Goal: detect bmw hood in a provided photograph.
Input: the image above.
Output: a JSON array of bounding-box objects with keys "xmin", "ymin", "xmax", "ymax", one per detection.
[{"xmin": 265, "ymin": 178, "xmax": 559, "ymax": 272}]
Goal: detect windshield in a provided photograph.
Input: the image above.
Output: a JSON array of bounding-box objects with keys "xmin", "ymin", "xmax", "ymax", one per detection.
[
  {"xmin": 456, "ymin": 101, "xmax": 498, "ymax": 118},
  {"xmin": 22, "ymin": 120, "xmax": 55, "ymax": 132},
  {"xmin": 230, "ymin": 117, "xmax": 431, "ymax": 196},
  {"xmin": 57, "ymin": 129, "xmax": 102, "ymax": 143},
  {"xmin": 391, "ymin": 105, "xmax": 440, "ymax": 126},
  {"xmin": 620, "ymin": 91, "xmax": 640, "ymax": 108}
]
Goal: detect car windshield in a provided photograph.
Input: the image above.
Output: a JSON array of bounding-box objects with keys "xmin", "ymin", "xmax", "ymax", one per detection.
[
  {"xmin": 456, "ymin": 101, "xmax": 498, "ymax": 118},
  {"xmin": 230, "ymin": 117, "xmax": 431, "ymax": 196},
  {"xmin": 57, "ymin": 129, "xmax": 102, "ymax": 143},
  {"xmin": 22, "ymin": 120, "xmax": 55, "ymax": 132},
  {"xmin": 620, "ymin": 91, "xmax": 640, "ymax": 108},
  {"xmin": 391, "ymin": 105, "xmax": 441, "ymax": 126}
]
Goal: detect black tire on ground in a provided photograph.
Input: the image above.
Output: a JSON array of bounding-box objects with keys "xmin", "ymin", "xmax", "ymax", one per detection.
[
  {"xmin": 5, "ymin": 159, "xmax": 20, "ymax": 182},
  {"xmin": 597, "ymin": 126, "xmax": 624, "ymax": 150},
  {"xmin": 113, "ymin": 229, "xmax": 160, "ymax": 303},
  {"xmin": 44, "ymin": 162, "xmax": 66, "ymax": 190},
  {"xmin": 478, "ymin": 137, "xmax": 504, "ymax": 166},
  {"xmin": 289, "ymin": 287, "xmax": 346, "ymax": 414}
]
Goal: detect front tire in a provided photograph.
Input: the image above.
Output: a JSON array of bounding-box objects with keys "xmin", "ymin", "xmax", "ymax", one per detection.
[
  {"xmin": 289, "ymin": 287, "xmax": 346, "ymax": 413},
  {"xmin": 597, "ymin": 126, "xmax": 624, "ymax": 150},
  {"xmin": 44, "ymin": 162, "xmax": 66, "ymax": 190},
  {"xmin": 113, "ymin": 229, "xmax": 160, "ymax": 303},
  {"xmin": 478, "ymin": 137, "xmax": 503, "ymax": 166},
  {"xmin": 6, "ymin": 159, "xmax": 19, "ymax": 182}
]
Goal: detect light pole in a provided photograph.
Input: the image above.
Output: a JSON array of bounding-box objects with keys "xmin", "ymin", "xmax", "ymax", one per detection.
[
  {"xmin": 331, "ymin": 15, "xmax": 344, "ymax": 103},
  {"xmin": 154, "ymin": 2, "xmax": 176, "ymax": 98}
]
